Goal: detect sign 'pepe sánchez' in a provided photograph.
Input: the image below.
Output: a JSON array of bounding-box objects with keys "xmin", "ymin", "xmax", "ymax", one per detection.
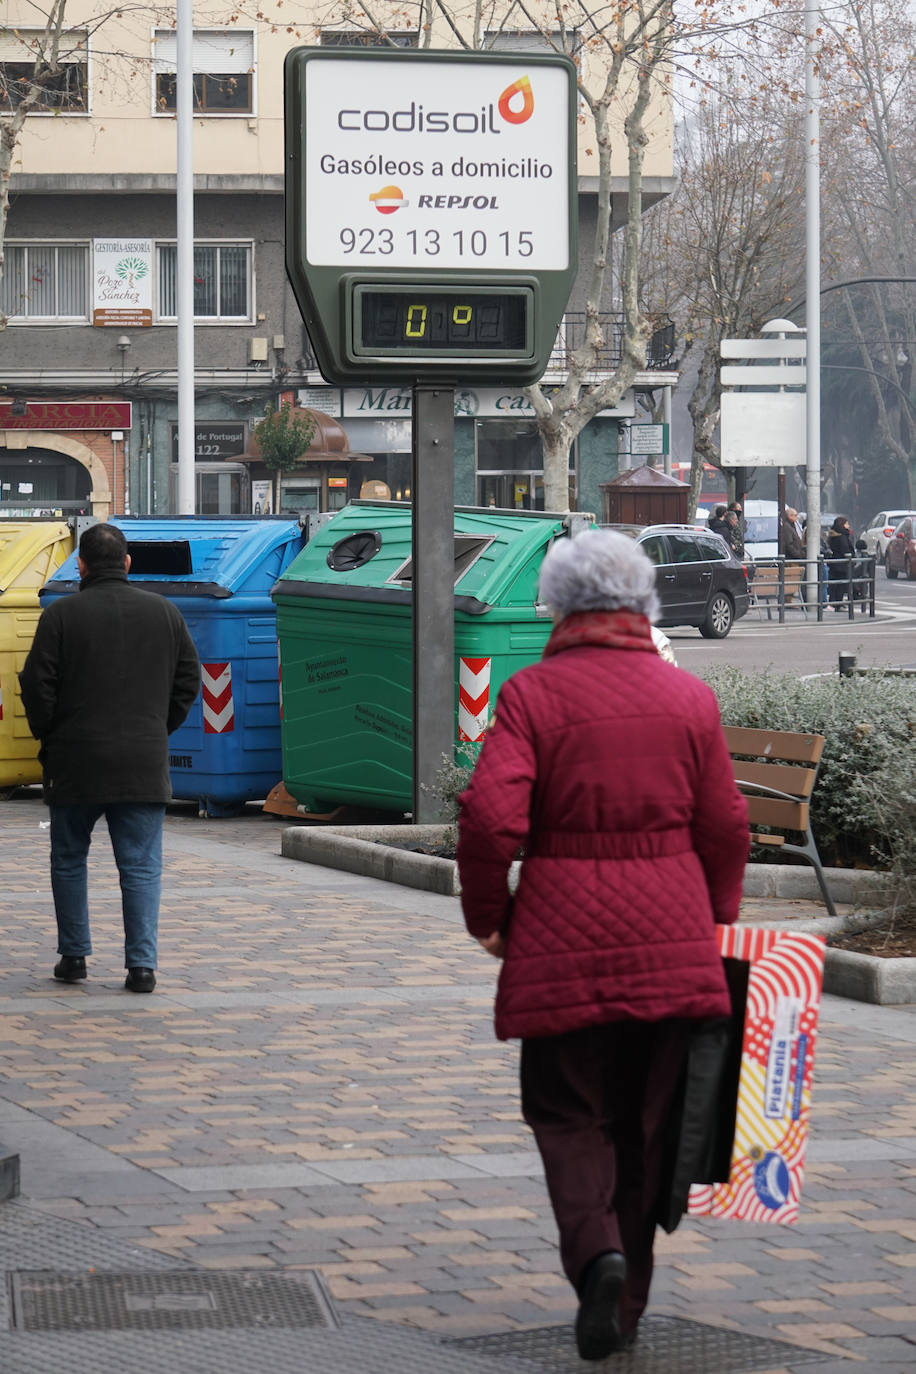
[{"xmin": 285, "ymin": 47, "xmax": 577, "ymax": 385}]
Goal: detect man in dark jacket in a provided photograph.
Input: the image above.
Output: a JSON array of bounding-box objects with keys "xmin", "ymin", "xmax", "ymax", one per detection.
[{"xmin": 19, "ymin": 522, "xmax": 200, "ymax": 993}]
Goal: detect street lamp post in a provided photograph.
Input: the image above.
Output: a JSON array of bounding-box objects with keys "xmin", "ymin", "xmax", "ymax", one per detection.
[{"xmin": 804, "ymin": 0, "xmax": 822, "ymax": 598}]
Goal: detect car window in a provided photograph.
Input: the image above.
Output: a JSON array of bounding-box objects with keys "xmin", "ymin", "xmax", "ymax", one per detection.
[
  {"xmin": 639, "ymin": 534, "xmax": 668, "ymax": 566},
  {"xmin": 694, "ymin": 534, "xmax": 729, "ymax": 561},
  {"xmin": 869, "ymin": 512, "xmax": 885, "ymax": 529},
  {"xmin": 667, "ymin": 533, "xmax": 701, "ymax": 563}
]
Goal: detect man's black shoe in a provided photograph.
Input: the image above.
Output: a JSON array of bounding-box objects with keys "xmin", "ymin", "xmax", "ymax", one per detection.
[
  {"xmin": 575, "ymin": 1250, "xmax": 628, "ymax": 1360},
  {"xmin": 53, "ymin": 956, "xmax": 87, "ymax": 983},
  {"xmin": 125, "ymin": 967, "xmax": 156, "ymax": 994}
]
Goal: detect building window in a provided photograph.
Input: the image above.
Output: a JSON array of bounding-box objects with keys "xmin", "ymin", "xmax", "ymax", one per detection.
[
  {"xmin": 153, "ymin": 30, "xmax": 253, "ymax": 114},
  {"xmin": 319, "ymin": 30, "xmax": 417, "ymax": 47},
  {"xmin": 0, "ymin": 31, "xmax": 88, "ymax": 112},
  {"xmin": 485, "ymin": 28, "xmax": 579, "ymax": 55},
  {"xmin": 157, "ymin": 243, "xmax": 252, "ymax": 321},
  {"xmin": 0, "ymin": 243, "xmax": 89, "ymax": 320}
]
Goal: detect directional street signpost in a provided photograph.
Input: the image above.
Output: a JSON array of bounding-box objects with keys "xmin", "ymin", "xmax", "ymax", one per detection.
[{"xmin": 284, "ymin": 47, "xmax": 578, "ymax": 819}]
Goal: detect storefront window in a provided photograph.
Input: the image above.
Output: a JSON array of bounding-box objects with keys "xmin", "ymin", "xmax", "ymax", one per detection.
[{"xmin": 475, "ymin": 419, "xmax": 575, "ymax": 511}]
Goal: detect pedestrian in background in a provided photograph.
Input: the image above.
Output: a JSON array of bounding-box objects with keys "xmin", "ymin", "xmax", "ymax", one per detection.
[
  {"xmin": 727, "ymin": 501, "xmax": 745, "ymax": 557},
  {"xmin": 457, "ymin": 528, "xmax": 748, "ymax": 1360},
  {"xmin": 19, "ymin": 522, "xmax": 200, "ymax": 994},
  {"xmin": 707, "ymin": 505, "xmax": 729, "ymax": 537},
  {"xmin": 723, "ymin": 509, "xmax": 742, "ymax": 555},
  {"xmin": 826, "ymin": 515, "xmax": 856, "ymax": 610},
  {"xmin": 781, "ymin": 507, "xmax": 806, "ymax": 562}
]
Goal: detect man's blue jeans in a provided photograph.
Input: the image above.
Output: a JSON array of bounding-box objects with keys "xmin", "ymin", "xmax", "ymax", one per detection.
[{"xmin": 49, "ymin": 804, "xmax": 166, "ymax": 969}]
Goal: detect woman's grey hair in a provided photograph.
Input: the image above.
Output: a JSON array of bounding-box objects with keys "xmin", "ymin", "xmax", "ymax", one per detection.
[{"xmin": 538, "ymin": 529, "xmax": 660, "ymax": 622}]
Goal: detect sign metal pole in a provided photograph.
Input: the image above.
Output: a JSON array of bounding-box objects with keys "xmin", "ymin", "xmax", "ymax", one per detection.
[{"xmin": 412, "ymin": 386, "xmax": 455, "ymax": 823}]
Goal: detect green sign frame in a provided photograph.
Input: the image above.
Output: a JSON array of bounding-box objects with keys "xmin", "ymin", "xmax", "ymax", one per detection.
[{"xmin": 284, "ymin": 46, "xmax": 578, "ymax": 385}]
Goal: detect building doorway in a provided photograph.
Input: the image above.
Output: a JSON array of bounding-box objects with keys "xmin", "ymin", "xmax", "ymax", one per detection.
[{"xmin": 0, "ymin": 447, "xmax": 92, "ymax": 515}]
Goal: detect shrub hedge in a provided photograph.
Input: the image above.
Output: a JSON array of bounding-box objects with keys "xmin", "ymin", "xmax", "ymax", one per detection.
[{"xmin": 707, "ymin": 668, "xmax": 916, "ymax": 903}]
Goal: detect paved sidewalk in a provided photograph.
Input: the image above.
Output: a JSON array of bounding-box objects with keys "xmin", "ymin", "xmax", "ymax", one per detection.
[{"xmin": 1, "ymin": 791, "xmax": 915, "ymax": 1372}]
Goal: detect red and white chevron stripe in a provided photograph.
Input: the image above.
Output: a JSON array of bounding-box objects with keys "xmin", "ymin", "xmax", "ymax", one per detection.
[
  {"xmin": 202, "ymin": 661, "xmax": 234, "ymax": 734},
  {"xmin": 458, "ymin": 656, "xmax": 491, "ymax": 742}
]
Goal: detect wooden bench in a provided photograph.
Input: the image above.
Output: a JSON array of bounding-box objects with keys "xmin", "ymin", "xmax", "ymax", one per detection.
[
  {"xmin": 749, "ymin": 563, "xmax": 807, "ymax": 619},
  {"xmin": 723, "ymin": 725, "xmax": 837, "ymax": 917}
]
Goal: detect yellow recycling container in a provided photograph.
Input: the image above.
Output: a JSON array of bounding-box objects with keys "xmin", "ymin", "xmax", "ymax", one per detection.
[{"xmin": 0, "ymin": 521, "xmax": 76, "ymax": 790}]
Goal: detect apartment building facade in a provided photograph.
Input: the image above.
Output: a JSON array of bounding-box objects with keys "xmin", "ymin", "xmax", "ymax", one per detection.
[{"xmin": 1, "ymin": 3, "xmax": 676, "ymax": 519}]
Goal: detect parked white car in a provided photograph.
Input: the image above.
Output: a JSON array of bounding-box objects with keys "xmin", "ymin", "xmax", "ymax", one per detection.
[{"xmin": 859, "ymin": 509, "xmax": 916, "ymax": 564}]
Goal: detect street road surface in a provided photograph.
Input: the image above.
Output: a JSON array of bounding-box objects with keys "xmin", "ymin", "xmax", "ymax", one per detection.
[{"xmin": 669, "ymin": 572, "xmax": 916, "ymax": 679}]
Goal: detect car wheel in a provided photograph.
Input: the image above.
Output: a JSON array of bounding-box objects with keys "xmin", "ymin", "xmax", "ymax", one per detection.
[
  {"xmin": 699, "ymin": 592, "xmax": 734, "ymax": 638},
  {"xmin": 886, "ymin": 557, "xmax": 899, "ymax": 579}
]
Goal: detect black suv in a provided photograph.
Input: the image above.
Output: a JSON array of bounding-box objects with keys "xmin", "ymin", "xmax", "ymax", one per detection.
[{"xmin": 612, "ymin": 524, "xmax": 750, "ymax": 639}]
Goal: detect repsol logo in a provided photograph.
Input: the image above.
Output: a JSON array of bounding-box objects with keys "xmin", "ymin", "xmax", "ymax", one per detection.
[{"xmin": 417, "ymin": 195, "xmax": 499, "ymax": 210}]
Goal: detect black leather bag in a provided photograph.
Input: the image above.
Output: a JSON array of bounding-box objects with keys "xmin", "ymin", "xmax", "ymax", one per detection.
[{"xmin": 657, "ymin": 957, "xmax": 748, "ymax": 1234}]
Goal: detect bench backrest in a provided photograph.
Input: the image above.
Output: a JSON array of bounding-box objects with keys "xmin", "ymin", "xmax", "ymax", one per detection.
[
  {"xmin": 752, "ymin": 564, "xmax": 805, "ymax": 601},
  {"xmin": 722, "ymin": 725, "xmax": 825, "ymax": 833}
]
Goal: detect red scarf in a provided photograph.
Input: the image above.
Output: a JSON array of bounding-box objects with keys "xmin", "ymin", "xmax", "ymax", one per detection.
[{"xmin": 543, "ymin": 609, "xmax": 656, "ymax": 658}]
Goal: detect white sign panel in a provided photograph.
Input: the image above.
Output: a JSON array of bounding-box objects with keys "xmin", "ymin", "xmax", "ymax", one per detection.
[
  {"xmin": 92, "ymin": 239, "xmax": 153, "ymax": 327},
  {"xmin": 304, "ymin": 59, "xmax": 569, "ymax": 271},
  {"xmin": 720, "ymin": 392, "xmax": 806, "ymax": 467}
]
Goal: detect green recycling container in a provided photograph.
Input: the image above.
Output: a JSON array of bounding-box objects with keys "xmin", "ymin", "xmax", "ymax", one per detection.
[{"xmin": 272, "ymin": 500, "xmax": 584, "ymax": 814}]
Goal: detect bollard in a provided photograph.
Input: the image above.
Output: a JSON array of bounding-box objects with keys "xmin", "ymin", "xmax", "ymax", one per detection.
[{"xmin": 838, "ymin": 652, "xmax": 857, "ymax": 679}]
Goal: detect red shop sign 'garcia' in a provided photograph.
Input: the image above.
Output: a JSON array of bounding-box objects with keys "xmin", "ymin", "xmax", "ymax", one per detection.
[{"xmin": 0, "ymin": 401, "xmax": 132, "ymax": 431}]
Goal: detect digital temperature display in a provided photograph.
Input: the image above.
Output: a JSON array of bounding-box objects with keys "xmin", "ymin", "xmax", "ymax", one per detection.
[{"xmin": 354, "ymin": 285, "xmax": 532, "ymax": 358}]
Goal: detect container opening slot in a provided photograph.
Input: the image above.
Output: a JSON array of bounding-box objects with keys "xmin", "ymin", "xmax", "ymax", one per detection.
[
  {"xmin": 127, "ymin": 541, "xmax": 194, "ymax": 575},
  {"xmin": 389, "ymin": 534, "xmax": 494, "ymax": 586},
  {"xmin": 327, "ymin": 530, "xmax": 382, "ymax": 572}
]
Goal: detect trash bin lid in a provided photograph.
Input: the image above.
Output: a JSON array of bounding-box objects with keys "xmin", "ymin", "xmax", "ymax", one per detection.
[
  {"xmin": 0, "ymin": 520, "xmax": 73, "ymax": 594},
  {"xmin": 42, "ymin": 517, "xmax": 305, "ymax": 599},
  {"xmin": 273, "ymin": 501, "xmax": 571, "ymax": 614}
]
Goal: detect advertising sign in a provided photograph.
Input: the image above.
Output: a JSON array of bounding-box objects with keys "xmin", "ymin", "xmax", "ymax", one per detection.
[
  {"xmin": 0, "ymin": 401, "xmax": 132, "ymax": 430},
  {"xmin": 303, "ymin": 58, "xmax": 569, "ymax": 271},
  {"xmin": 92, "ymin": 240, "xmax": 153, "ymax": 327},
  {"xmin": 688, "ymin": 925, "xmax": 826, "ymax": 1225},
  {"xmin": 285, "ymin": 48, "xmax": 578, "ymax": 384}
]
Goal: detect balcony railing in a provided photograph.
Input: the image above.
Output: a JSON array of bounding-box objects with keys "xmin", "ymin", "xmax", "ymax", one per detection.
[{"xmin": 547, "ymin": 314, "xmax": 676, "ymax": 374}]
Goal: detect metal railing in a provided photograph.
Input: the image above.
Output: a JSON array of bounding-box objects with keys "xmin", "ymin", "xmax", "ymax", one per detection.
[
  {"xmin": 748, "ymin": 555, "xmax": 877, "ymax": 624},
  {"xmin": 547, "ymin": 314, "xmax": 676, "ymax": 373}
]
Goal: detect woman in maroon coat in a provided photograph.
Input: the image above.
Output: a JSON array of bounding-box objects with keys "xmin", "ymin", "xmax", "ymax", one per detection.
[{"xmin": 457, "ymin": 528, "xmax": 748, "ymax": 1360}]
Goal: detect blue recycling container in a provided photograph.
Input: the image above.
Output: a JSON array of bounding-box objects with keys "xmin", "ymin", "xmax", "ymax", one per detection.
[{"xmin": 40, "ymin": 516, "xmax": 306, "ymax": 815}]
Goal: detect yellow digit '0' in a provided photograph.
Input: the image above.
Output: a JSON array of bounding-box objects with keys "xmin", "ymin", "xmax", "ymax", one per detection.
[
  {"xmin": 452, "ymin": 305, "xmax": 473, "ymax": 326},
  {"xmin": 405, "ymin": 304, "xmax": 428, "ymax": 337}
]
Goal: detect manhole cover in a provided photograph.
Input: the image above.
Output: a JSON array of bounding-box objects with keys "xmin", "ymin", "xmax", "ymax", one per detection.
[
  {"xmin": 9, "ymin": 1270, "xmax": 339, "ymax": 1333},
  {"xmin": 448, "ymin": 1315, "xmax": 830, "ymax": 1373}
]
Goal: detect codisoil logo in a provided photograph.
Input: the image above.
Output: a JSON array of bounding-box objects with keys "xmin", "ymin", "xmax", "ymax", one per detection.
[
  {"xmin": 369, "ymin": 185, "xmax": 409, "ymax": 214},
  {"xmin": 339, "ymin": 75, "xmax": 537, "ymax": 137},
  {"xmin": 498, "ymin": 76, "xmax": 534, "ymax": 124}
]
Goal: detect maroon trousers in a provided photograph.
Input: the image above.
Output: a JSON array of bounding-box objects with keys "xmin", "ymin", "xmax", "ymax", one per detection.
[{"xmin": 520, "ymin": 1019, "xmax": 688, "ymax": 1336}]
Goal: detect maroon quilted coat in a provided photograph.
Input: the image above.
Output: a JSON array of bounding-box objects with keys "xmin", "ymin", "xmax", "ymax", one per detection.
[{"xmin": 457, "ymin": 611, "xmax": 749, "ymax": 1041}]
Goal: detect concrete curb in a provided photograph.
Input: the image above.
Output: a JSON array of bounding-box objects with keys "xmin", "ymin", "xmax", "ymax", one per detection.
[
  {"xmin": 823, "ymin": 948, "xmax": 916, "ymax": 1005},
  {"xmin": 280, "ymin": 825, "xmax": 916, "ymax": 1005}
]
